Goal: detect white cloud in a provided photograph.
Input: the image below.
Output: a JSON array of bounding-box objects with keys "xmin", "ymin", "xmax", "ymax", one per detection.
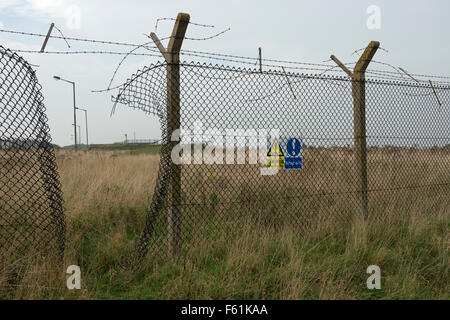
[
  {"xmin": 4, "ymin": 0, "xmax": 81, "ymax": 29},
  {"xmin": 0, "ymin": 0, "xmax": 20, "ymax": 9},
  {"xmin": 0, "ymin": 21, "xmax": 4, "ymax": 28}
]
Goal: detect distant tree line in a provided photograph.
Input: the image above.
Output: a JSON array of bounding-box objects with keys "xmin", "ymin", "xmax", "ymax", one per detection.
[{"xmin": 0, "ymin": 137, "xmax": 58, "ymax": 150}]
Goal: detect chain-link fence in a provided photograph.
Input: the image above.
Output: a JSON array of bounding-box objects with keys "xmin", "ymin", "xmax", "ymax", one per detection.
[
  {"xmin": 0, "ymin": 46, "xmax": 65, "ymax": 257},
  {"xmin": 113, "ymin": 61, "xmax": 449, "ymax": 259}
]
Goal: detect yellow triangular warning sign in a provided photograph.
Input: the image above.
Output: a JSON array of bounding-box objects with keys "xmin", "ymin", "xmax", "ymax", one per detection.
[{"xmin": 267, "ymin": 139, "xmax": 284, "ymax": 157}]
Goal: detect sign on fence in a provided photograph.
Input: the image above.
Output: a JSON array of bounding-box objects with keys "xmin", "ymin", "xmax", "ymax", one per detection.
[
  {"xmin": 266, "ymin": 137, "xmax": 303, "ymax": 170},
  {"xmin": 266, "ymin": 139, "xmax": 285, "ymax": 169},
  {"xmin": 284, "ymin": 138, "xmax": 303, "ymax": 169}
]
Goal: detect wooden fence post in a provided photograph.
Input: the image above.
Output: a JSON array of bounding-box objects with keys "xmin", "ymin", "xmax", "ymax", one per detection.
[
  {"xmin": 331, "ymin": 41, "xmax": 379, "ymax": 221},
  {"xmin": 258, "ymin": 47, "xmax": 262, "ymax": 72},
  {"xmin": 352, "ymin": 41, "xmax": 379, "ymax": 221},
  {"xmin": 40, "ymin": 23, "xmax": 54, "ymax": 52},
  {"xmin": 150, "ymin": 12, "xmax": 190, "ymax": 255}
]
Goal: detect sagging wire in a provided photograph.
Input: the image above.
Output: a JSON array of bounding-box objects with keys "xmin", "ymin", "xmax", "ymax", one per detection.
[
  {"xmin": 108, "ymin": 62, "xmax": 166, "ymax": 115},
  {"xmin": 155, "ymin": 17, "xmax": 215, "ymax": 33},
  {"xmin": 53, "ymin": 24, "xmax": 71, "ymax": 48},
  {"xmin": 156, "ymin": 27, "xmax": 231, "ymax": 42},
  {"xmin": 99, "ymin": 41, "xmax": 156, "ymax": 93},
  {"xmin": 351, "ymin": 46, "xmax": 389, "ymax": 56}
]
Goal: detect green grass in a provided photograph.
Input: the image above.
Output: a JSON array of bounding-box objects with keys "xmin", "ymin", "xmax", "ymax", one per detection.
[{"xmin": 1, "ymin": 194, "xmax": 447, "ymax": 300}]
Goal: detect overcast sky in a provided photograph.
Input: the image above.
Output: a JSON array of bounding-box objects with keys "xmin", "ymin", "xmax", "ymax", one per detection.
[{"xmin": 1, "ymin": 0, "xmax": 449, "ymax": 146}]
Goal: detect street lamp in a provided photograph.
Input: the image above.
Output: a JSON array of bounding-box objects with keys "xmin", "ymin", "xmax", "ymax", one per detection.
[
  {"xmin": 54, "ymin": 75, "xmax": 77, "ymax": 151},
  {"xmin": 72, "ymin": 124, "xmax": 81, "ymax": 146},
  {"xmin": 76, "ymin": 107, "xmax": 89, "ymax": 148}
]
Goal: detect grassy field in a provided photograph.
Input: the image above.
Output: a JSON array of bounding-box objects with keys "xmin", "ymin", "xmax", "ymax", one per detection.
[{"xmin": 0, "ymin": 147, "xmax": 448, "ymax": 299}]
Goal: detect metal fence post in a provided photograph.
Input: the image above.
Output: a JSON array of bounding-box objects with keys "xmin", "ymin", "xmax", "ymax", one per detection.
[{"xmin": 352, "ymin": 41, "xmax": 379, "ymax": 221}]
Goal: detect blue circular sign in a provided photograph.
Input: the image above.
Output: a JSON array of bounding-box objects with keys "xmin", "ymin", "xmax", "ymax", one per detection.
[{"xmin": 286, "ymin": 138, "xmax": 301, "ymax": 157}]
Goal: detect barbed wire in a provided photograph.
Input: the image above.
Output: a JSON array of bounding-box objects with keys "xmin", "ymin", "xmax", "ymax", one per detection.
[
  {"xmin": 99, "ymin": 58, "xmax": 450, "ymax": 106},
  {"xmin": 154, "ymin": 17, "xmax": 215, "ymax": 33},
  {"xmin": 52, "ymin": 25, "xmax": 70, "ymax": 48},
  {"xmin": 182, "ymin": 50, "xmax": 450, "ymax": 83},
  {"xmin": 105, "ymin": 21, "xmax": 228, "ymax": 90},
  {"xmin": 3, "ymin": 26, "xmax": 450, "ymax": 93},
  {"xmin": 324, "ymin": 56, "xmax": 450, "ymax": 82},
  {"xmin": 322, "ymin": 57, "xmax": 450, "ymax": 88},
  {"xmin": 181, "ymin": 50, "xmax": 450, "ymax": 82},
  {"xmin": 0, "ymin": 28, "xmax": 157, "ymax": 48},
  {"xmin": 13, "ymin": 47, "xmax": 445, "ymax": 85},
  {"xmin": 177, "ymin": 50, "xmax": 345, "ymax": 73},
  {"xmin": 10, "ymin": 48, "xmax": 449, "ymax": 95},
  {"xmin": 103, "ymin": 41, "xmax": 156, "ymax": 92},
  {"xmin": 158, "ymin": 27, "xmax": 231, "ymax": 42},
  {"xmin": 92, "ymin": 62, "xmax": 166, "ymax": 93},
  {"xmin": 351, "ymin": 46, "xmax": 389, "ymax": 55},
  {"xmin": 3, "ymin": 27, "xmax": 450, "ymax": 83},
  {"xmin": 8, "ymin": 48, "xmax": 160, "ymax": 57},
  {"xmin": 183, "ymin": 49, "xmax": 337, "ymax": 68}
]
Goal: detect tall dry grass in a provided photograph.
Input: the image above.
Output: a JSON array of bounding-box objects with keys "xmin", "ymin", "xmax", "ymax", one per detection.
[
  {"xmin": 58, "ymin": 150, "xmax": 160, "ymax": 214},
  {"xmin": 0, "ymin": 147, "xmax": 448, "ymax": 299}
]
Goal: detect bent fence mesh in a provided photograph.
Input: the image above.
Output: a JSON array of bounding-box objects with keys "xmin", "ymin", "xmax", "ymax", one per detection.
[
  {"xmin": 115, "ymin": 62, "xmax": 449, "ymax": 258},
  {"xmin": 0, "ymin": 46, "xmax": 65, "ymax": 256}
]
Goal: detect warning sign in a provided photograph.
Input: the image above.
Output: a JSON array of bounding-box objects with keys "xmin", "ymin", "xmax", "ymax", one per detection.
[{"xmin": 266, "ymin": 139, "xmax": 285, "ymax": 169}]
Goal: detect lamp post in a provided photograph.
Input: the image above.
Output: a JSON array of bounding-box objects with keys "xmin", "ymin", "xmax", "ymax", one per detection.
[
  {"xmin": 76, "ymin": 107, "xmax": 89, "ymax": 148},
  {"xmin": 72, "ymin": 124, "xmax": 81, "ymax": 146},
  {"xmin": 54, "ymin": 75, "xmax": 77, "ymax": 151}
]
